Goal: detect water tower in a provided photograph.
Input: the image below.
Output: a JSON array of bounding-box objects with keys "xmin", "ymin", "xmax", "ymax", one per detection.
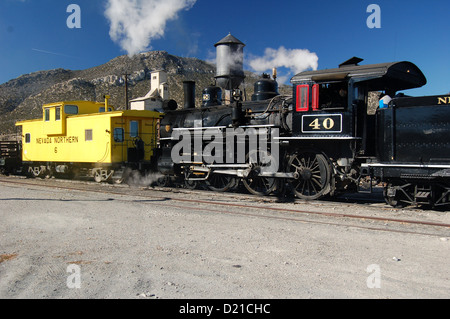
[{"xmin": 214, "ymin": 33, "xmax": 245, "ymax": 91}]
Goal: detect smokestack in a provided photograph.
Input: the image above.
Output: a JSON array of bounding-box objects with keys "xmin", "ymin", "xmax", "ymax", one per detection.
[{"xmin": 183, "ymin": 81, "xmax": 196, "ymax": 109}]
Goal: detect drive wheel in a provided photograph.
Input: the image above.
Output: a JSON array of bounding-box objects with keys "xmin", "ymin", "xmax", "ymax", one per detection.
[
  {"xmin": 288, "ymin": 152, "xmax": 331, "ymax": 200},
  {"xmin": 206, "ymin": 174, "xmax": 236, "ymax": 192},
  {"xmin": 242, "ymin": 150, "xmax": 278, "ymax": 196}
]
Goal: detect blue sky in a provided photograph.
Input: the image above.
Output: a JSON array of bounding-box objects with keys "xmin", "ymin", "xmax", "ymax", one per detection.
[{"xmin": 0, "ymin": 0, "xmax": 448, "ymax": 96}]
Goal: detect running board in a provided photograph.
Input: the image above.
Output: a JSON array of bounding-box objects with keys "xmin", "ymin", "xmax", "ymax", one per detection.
[{"xmin": 189, "ymin": 165, "xmax": 296, "ymax": 179}]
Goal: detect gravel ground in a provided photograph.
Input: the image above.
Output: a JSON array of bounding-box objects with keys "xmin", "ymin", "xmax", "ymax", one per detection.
[{"xmin": 0, "ymin": 177, "xmax": 449, "ymax": 300}]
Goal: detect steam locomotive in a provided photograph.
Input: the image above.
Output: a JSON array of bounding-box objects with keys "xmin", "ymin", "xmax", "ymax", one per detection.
[
  {"xmin": 156, "ymin": 34, "xmax": 450, "ymax": 209},
  {"xmin": 1, "ymin": 33, "xmax": 449, "ymax": 209}
]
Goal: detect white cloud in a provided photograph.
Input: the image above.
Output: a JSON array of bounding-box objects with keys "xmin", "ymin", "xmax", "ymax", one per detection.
[
  {"xmin": 248, "ymin": 46, "xmax": 319, "ymax": 83},
  {"xmin": 104, "ymin": 0, "xmax": 197, "ymax": 56}
]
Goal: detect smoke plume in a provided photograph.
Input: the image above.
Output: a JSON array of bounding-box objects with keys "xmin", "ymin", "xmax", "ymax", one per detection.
[
  {"xmin": 105, "ymin": 0, "xmax": 197, "ymax": 56},
  {"xmin": 248, "ymin": 46, "xmax": 319, "ymax": 83}
]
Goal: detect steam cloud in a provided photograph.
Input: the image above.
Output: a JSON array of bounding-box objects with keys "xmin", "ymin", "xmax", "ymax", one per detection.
[
  {"xmin": 248, "ymin": 46, "xmax": 319, "ymax": 83},
  {"xmin": 105, "ymin": 0, "xmax": 197, "ymax": 56}
]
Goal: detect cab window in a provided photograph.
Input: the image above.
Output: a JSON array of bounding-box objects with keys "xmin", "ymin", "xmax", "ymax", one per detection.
[{"xmin": 317, "ymin": 82, "xmax": 348, "ymax": 110}]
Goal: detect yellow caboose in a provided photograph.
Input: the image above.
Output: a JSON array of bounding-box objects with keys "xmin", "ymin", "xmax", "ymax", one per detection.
[{"xmin": 16, "ymin": 97, "xmax": 162, "ymax": 182}]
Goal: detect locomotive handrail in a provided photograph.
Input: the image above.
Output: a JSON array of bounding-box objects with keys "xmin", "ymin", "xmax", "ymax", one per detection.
[
  {"xmin": 274, "ymin": 136, "xmax": 362, "ymax": 140},
  {"xmin": 173, "ymin": 126, "xmax": 227, "ymax": 131}
]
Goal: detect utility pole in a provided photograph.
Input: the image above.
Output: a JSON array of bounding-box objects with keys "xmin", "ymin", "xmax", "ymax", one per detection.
[{"xmin": 123, "ymin": 73, "xmax": 130, "ymax": 110}]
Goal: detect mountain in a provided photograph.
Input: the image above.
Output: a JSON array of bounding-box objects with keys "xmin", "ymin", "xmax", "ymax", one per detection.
[{"xmin": 0, "ymin": 51, "xmax": 289, "ymax": 139}]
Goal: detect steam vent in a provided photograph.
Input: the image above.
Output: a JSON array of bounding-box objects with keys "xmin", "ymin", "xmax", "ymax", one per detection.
[{"xmin": 214, "ymin": 33, "xmax": 246, "ymax": 90}]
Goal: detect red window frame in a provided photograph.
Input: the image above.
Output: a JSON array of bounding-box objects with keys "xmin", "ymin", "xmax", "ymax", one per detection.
[
  {"xmin": 296, "ymin": 85, "xmax": 309, "ymax": 112},
  {"xmin": 312, "ymin": 84, "xmax": 319, "ymax": 110}
]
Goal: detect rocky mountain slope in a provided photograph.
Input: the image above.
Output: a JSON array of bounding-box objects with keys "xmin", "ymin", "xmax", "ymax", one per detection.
[{"xmin": 0, "ymin": 51, "xmax": 284, "ymax": 138}]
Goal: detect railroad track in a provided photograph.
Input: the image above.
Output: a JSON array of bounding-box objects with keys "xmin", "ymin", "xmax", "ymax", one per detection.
[{"xmin": 1, "ymin": 176, "xmax": 449, "ymax": 238}]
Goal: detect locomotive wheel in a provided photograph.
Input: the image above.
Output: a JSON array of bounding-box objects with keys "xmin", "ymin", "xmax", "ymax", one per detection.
[
  {"xmin": 183, "ymin": 169, "xmax": 201, "ymax": 190},
  {"xmin": 206, "ymin": 174, "xmax": 236, "ymax": 192},
  {"xmin": 184, "ymin": 179, "xmax": 198, "ymax": 189},
  {"xmin": 156, "ymin": 175, "xmax": 171, "ymax": 187},
  {"xmin": 288, "ymin": 152, "xmax": 331, "ymax": 200},
  {"xmin": 242, "ymin": 150, "xmax": 278, "ymax": 196}
]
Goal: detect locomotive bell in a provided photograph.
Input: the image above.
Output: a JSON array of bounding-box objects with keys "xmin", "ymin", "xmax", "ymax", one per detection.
[{"xmin": 214, "ymin": 33, "xmax": 246, "ymax": 90}]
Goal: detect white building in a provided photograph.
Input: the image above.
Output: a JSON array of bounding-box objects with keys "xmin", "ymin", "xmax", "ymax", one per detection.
[{"xmin": 130, "ymin": 70, "xmax": 169, "ymax": 112}]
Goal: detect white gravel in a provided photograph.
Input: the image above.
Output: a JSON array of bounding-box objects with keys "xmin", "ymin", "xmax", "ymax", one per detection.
[{"xmin": 0, "ymin": 178, "xmax": 449, "ymax": 299}]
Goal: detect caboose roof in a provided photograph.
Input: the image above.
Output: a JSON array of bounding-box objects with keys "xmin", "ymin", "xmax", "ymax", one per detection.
[{"xmin": 291, "ymin": 60, "xmax": 427, "ymax": 92}]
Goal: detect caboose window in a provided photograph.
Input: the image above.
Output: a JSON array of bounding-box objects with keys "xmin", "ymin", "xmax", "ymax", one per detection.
[
  {"xmin": 55, "ymin": 107, "xmax": 61, "ymax": 121},
  {"xmin": 64, "ymin": 105, "xmax": 78, "ymax": 115},
  {"xmin": 44, "ymin": 109, "xmax": 50, "ymax": 121},
  {"xmin": 99, "ymin": 107, "xmax": 113, "ymax": 112},
  {"xmin": 296, "ymin": 85, "xmax": 309, "ymax": 112},
  {"xmin": 25, "ymin": 133, "xmax": 31, "ymax": 144},
  {"xmin": 114, "ymin": 128, "xmax": 124, "ymax": 142},
  {"xmin": 85, "ymin": 129, "xmax": 93, "ymax": 141},
  {"xmin": 130, "ymin": 121, "xmax": 139, "ymax": 137}
]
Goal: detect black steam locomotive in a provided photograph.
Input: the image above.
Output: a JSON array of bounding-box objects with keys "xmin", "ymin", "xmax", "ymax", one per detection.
[{"xmin": 156, "ymin": 34, "xmax": 450, "ymax": 209}]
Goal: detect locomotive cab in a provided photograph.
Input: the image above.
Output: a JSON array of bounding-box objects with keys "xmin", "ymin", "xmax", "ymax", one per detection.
[
  {"xmin": 291, "ymin": 59, "xmax": 427, "ymax": 146},
  {"xmin": 288, "ymin": 58, "xmax": 427, "ymax": 198}
]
